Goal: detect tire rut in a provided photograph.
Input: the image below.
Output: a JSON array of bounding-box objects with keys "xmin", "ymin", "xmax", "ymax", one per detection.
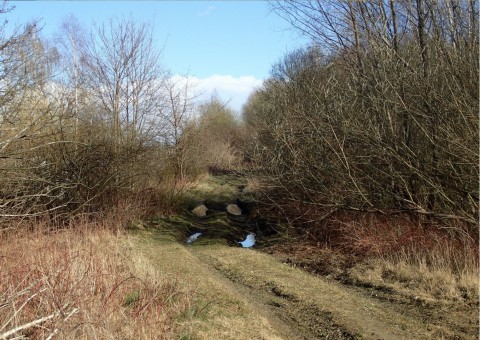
[
  {"xmin": 191, "ymin": 246, "xmax": 432, "ymax": 339},
  {"xmin": 190, "ymin": 247, "xmax": 358, "ymax": 339}
]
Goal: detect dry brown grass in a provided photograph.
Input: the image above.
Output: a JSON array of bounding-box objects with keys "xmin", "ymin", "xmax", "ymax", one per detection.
[
  {"xmin": 258, "ymin": 195, "xmax": 478, "ymax": 305},
  {"xmin": 0, "ymin": 221, "xmax": 195, "ymax": 339},
  {"xmin": 349, "ymin": 254, "xmax": 478, "ymax": 303},
  {"xmin": 332, "ymin": 214, "xmax": 478, "ymax": 302}
]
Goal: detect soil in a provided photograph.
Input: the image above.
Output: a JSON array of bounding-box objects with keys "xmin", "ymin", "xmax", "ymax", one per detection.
[
  {"xmin": 134, "ymin": 174, "xmax": 478, "ymax": 339},
  {"xmin": 134, "ymin": 228, "xmax": 478, "ymax": 339}
]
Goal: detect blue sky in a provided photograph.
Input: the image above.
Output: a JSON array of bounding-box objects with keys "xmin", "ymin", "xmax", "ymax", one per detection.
[{"xmin": 8, "ymin": 1, "xmax": 310, "ymax": 111}]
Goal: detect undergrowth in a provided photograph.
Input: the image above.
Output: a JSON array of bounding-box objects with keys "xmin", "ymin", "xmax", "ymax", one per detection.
[
  {"xmin": 0, "ymin": 220, "xmax": 196, "ymax": 339},
  {"xmin": 258, "ymin": 198, "xmax": 479, "ymax": 304}
]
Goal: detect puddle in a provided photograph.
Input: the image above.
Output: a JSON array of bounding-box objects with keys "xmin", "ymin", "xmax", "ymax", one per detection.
[
  {"xmin": 186, "ymin": 232, "xmax": 203, "ymax": 244},
  {"xmin": 185, "ymin": 197, "xmax": 262, "ymax": 248},
  {"xmin": 239, "ymin": 233, "xmax": 256, "ymax": 248}
]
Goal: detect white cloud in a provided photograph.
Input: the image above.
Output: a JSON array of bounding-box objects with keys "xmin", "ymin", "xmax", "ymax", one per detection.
[
  {"xmin": 197, "ymin": 6, "xmax": 216, "ymax": 17},
  {"xmin": 171, "ymin": 74, "xmax": 263, "ymax": 113}
]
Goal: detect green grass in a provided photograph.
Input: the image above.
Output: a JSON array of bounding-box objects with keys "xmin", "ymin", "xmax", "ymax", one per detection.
[
  {"xmin": 123, "ymin": 290, "xmax": 141, "ymax": 307},
  {"xmin": 183, "ymin": 174, "xmax": 250, "ymax": 205}
]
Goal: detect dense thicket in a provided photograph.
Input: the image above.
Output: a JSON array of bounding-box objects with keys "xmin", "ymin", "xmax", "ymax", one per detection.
[
  {"xmin": 165, "ymin": 95, "xmax": 244, "ymax": 181},
  {"xmin": 0, "ymin": 10, "xmax": 241, "ymax": 224},
  {"xmin": 244, "ymin": 0, "xmax": 478, "ymax": 230}
]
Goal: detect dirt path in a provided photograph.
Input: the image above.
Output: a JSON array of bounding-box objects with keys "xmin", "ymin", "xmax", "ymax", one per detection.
[
  {"xmin": 131, "ymin": 231, "xmax": 295, "ymax": 339},
  {"xmin": 127, "ymin": 174, "xmax": 476, "ymax": 339},
  {"xmin": 131, "ymin": 230, "xmax": 441, "ymax": 339}
]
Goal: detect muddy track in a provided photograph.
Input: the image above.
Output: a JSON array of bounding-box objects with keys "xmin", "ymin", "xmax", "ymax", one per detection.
[
  {"xmin": 140, "ymin": 175, "xmax": 476, "ymax": 339},
  {"xmin": 136, "ymin": 226, "xmax": 472, "ymax": 339},
  {"xmin": 190, "ymin": 245, "xmax": 434, "ymax": 339},
  {"xmin": 206, "ymin": 261, "xmax": 357, "ymax": 339}
]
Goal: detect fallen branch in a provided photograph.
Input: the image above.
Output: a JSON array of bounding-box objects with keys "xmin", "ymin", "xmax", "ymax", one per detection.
[
  {"xmin": 45, "ymin": 308, "xmax": 80, "ymax": 340},
  {"xmin": 0, "ymin": 307, "xmax": 79, "ymax": 339},
  {"xmin": 1, "ymin": 312, "xmax": 58, "ymax": 339}
]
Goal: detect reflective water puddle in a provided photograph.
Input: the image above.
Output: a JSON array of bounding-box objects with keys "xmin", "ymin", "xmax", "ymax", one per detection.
[
  {"xmin": 185, "ymin": 232, "xmax": 256, "ymax": 247},
  {"xmin": 186, "ymin": 232, "xmax": 203, "ymax": 244},
  {"xmin": 238, "ymin": 233, "xmax": 256, "ymax": 248}
]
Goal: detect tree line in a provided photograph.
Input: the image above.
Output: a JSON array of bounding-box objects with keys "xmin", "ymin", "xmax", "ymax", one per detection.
[
  {"xmin": 0, "ymin": 9, "xmax": 242, "ymax": 224},
  {"xmin": 243, "ymin": 0, "xmax": 478, "ymax": 235}
]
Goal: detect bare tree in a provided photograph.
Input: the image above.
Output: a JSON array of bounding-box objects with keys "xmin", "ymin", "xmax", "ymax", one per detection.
[
  {"xmin": 82, "ymin": 16, "xmax": 166, "ymax": 148},
  {"xmin": 248, "ymin": 0, "xmax": 478, "ymax": 227},
  {"xmin": 76, "ymin": 16, "xmax": 171, "ymax": 194},
  {"xmin": 0, "ymin": 17, "xmax": 69, "ymax": 221},
  {"xmin": 55, "ymin": 15, "xmax": 88, "ymax": 131}
]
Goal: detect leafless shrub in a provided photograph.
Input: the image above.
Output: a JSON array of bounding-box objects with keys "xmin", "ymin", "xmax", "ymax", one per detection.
[
  {"xmin": 243, "ymin": 0, "xmax": 478, "ymax": 278},
  {"xmin": 0, "ymin": 13, "xmax": 199, "ymax": 224},
  {"xmin": 246, "ymin": 0, "xmax": 478, "ymax": 227}
]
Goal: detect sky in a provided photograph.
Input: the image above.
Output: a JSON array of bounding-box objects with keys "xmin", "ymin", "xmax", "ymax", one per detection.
[{"xmin": 7, "ymin": 1, "xmax": 310, "ymax": 112}]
